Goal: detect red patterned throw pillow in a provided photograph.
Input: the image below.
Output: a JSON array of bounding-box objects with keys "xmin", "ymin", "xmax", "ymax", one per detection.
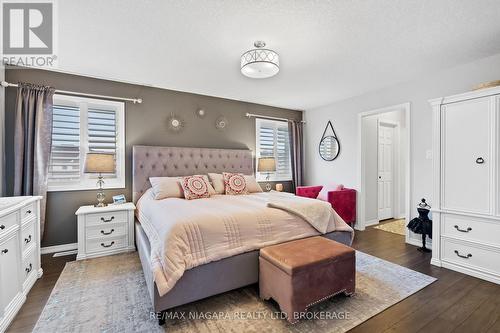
[
  {"xmin": 181, "ymin": 175, "xmax": 211, "ymax": 200},
  {"xmin": 223, "ymin": 172, "xmax": 248, "ymax": 195}
]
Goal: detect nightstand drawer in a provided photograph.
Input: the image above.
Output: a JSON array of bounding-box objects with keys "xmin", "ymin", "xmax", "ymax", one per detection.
[
  {"xmin": 86, "ymin": 235, "xmax": 127, "ymax": 254},
  {"xmin": 86, "ymin": 210, "xmax": 128, "ymax": 226},
  {"xmin": 86, "ymin": 223, "xmax": 127, "ymax": 239},
  {"xmin": 21, "ymin": 220, "xmax": 36, "ymax": 254},
  {"xmin": 21, "ymin": 202, "xmax": 36, "ymax": 222}
]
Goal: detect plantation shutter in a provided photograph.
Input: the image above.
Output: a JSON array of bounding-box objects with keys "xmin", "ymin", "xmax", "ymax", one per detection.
[
  {"xmin": 48, "ymin": 104, "xmax": 81, "ymax": 182},
  {"xmin": 256, "ymin": 119, "xmax": 292, "ymax": 180},
  {"xmin": 87, "ymin": 107, "xmax": 117, "ymax": 177}
]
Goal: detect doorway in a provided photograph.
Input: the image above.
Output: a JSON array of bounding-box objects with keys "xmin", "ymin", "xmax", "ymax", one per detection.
[{"xmin": 357, "ymin": 103, "xmax": 411, "ymax": 243}]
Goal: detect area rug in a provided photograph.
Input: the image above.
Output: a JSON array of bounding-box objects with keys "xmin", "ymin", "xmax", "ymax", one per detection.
[
  {"xmin": 33, "ymin": 251, "xmax": 435, "ymax": 333},
  {"xmin": 373, "ymin": 219, "xmax": 406, "ymax": 236}
]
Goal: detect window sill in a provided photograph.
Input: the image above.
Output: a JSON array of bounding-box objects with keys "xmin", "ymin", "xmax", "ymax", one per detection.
[{"xmin": 47, "ymin": 181, "xmax": 125, "ymax": 193}]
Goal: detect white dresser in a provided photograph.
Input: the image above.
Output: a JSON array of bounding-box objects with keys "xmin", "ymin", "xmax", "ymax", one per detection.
[
  {"xmin": 0, "ymin": 196, "xmax": 42, "ymax": 332},
  {"xmin": 430, "ymin": 87, "xmax": 500, "ymax": 284},
  {"xmin": 75, "ymin": 203, "xmax": 136, "ymax": 260}
]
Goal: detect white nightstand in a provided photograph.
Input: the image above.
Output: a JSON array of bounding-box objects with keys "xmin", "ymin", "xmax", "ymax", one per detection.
[{"xmin": 75, "ymin": 202, "xmax": 136, "ymax": 260}]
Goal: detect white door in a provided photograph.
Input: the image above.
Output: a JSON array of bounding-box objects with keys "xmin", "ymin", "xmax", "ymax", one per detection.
[
  {"xmin": 378, "ymin": 122, "xmax": 395, "ymax": 220},
  {"xmin": 0, "ymin": 233, "xmax": 21, "ymax": 313},
  {"xmin": 442, "ymin": 98, "xmax": 491, "ymax": 214}
]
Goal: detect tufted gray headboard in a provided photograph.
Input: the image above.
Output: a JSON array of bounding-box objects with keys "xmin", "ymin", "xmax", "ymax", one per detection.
[{"xmin": 132, "ymin": 146, "xmax": 254, "ymax": 203}]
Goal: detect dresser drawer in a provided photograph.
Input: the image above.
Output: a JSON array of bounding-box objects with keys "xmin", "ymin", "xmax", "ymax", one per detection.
[
  {"xmin": 441, "ymin": 238, "xmax": 500, "ymax": 275},
  {"xmin": 86, "ymin": 223, "xmax": 128, "ymax": 239},
  {"xmin": 86, "ymin": 235, "xmax": 127, "ymax": 254},
  {"xmin": 22, "ymin": 248, "xmax": 37, "ymax": 283},
  {"xmin": 21, "ymin": 221, "xmax": 36, "ymax": 254},
  {"xmin": 442, "ymin": 214, "xmax": 500, "ymax": 246},
  {"xmin": 21, "ymin": 202, "xmax": 36, "ymax": 222},
  {"xmin": 0, "ymin": 211, "xmax": 18, "ymax": 235},
  {"xmin": 86, "ymin": 210, "xmax": 128, "ymax": 226}
]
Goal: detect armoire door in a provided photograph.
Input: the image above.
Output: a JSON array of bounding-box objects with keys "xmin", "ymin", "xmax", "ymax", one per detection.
[{"xmin": 442, "ymin": 97, "xmax": 491, "ymax": 214}]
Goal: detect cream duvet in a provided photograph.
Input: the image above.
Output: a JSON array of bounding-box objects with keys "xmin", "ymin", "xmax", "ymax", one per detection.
[{"xmin": 136, "ymin": 189, "xmax": 354, "ymax": 297}]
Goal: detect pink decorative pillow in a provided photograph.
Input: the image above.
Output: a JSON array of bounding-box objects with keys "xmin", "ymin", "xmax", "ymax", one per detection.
[
  {"xmin": 317, "ymin": 183, "xmax": 344, "ymax": 201},
  {"xmin": 223, "ymin": 172, "xmax": 248, "ymax": 195},
  {"xmin": 181, "ymin": 175, "xmax": 211, "ymax": 200}
]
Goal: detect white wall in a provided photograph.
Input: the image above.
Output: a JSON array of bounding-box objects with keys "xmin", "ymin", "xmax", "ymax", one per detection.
[
  {"xmin": 363, "ymin": 109, "xmax": 407, "ymax": 223},
  {"xmin": 304, "ymin": 52, "xmax": 500, "ymax": 224}
]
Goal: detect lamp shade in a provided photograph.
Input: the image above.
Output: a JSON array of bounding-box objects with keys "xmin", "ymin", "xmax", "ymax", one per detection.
[
  {"xmin": 257, "ymin": 157, "xmax": 276, "ymax": 172},
  {"xmin": 84, "ymin": 152, "xmax": 115, "ymax": 174}
]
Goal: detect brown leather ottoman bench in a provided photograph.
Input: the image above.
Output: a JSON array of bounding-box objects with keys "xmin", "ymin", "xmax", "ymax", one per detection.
[{"xmin": 259, "ymin": 236, "xmax": 355, "ymax": 323}]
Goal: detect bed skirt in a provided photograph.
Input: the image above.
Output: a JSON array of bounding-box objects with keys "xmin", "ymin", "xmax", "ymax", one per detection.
[{"xmin": 135, "ymin": 220, "xmax": 353, "ymax": 312}]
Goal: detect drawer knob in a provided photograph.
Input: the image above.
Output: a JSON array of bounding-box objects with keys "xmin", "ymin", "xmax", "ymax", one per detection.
[
  {"xmin": 1, "ymin": 249, "xmax": 8, "ymax": 254},
  {"xmin": 476, "ymin": 157, "xmax": 485, "ymax": 164},
  {"xmin": 100, "ymin": 216, "xmax": 115, "ymax": 223},
  {"xmin": 101, "ymin": 229, "xmax": 115, "ymax": 235},
  {"xmin": 454, "ymin": 250, "xmax": 472, "ymax": 259},
  {"xmin": 25, "ymin": 263, "xmax": 32, "ymax": 274},
  {"xmin": 25, "ymin": 235, "xmax": 32, "ymax": 244},
  {"xmin": 454, "ymin": 225, "xmax": 472, "ymax": 233},
  {"xmin": 0, "ymin": 225, "xmax": 5, "ymax": 230},
  {"xmin": 26, "ymin": 210, "xmax": 32, "ymax": 214},
  {"xmin": 101, "ymin": 241, "xmax": 115, "ymax": 248}
]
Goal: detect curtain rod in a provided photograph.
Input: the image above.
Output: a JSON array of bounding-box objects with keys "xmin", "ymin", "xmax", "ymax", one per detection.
[
  {"xmin": 0, "ymin": 81, "xmax": 143, "ymax": 104},
  {"xmin": 245, "ymin": 112, "xmax": 305, "ymax": 123}
]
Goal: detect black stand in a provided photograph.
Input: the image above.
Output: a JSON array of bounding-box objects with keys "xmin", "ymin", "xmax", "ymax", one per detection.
[{"xmin": 417, "ymin": 233, "xmax": 431, "ymax": 253}]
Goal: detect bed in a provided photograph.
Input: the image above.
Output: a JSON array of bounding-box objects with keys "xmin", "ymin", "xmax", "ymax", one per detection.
[{"xmin": 132, "ymin": 146, "xmax": 354, "ymax": 323}]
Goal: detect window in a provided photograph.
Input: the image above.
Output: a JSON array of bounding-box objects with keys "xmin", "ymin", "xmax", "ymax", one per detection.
[
  {"xmin": 48, "ymin": 95, "xmax": 125, "ymax": 191},
  {"xmin": 255, "ymin": 118, "xmax": 292, "ymax": 181}
]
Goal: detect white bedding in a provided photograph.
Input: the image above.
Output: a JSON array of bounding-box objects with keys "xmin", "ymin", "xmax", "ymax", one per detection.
[{"xmin": 136, "ymin": 189, "xmax": 354, "ymax": 297}]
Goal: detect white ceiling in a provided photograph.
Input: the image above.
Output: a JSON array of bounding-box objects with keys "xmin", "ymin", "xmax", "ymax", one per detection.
[{"xmin": 56, "ymin": 0, "xmax": 500, "ymax": 110}]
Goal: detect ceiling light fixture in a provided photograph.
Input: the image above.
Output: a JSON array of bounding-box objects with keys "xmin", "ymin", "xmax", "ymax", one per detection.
[{"xmin": 241, "ymin": 41, "xmax": 279, "ymax": 79}]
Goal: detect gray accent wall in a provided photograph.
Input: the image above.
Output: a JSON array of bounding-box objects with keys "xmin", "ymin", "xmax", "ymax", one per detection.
[{"xmin": 4, "ymin": 68, "xmax": 302, "ymax": 247}]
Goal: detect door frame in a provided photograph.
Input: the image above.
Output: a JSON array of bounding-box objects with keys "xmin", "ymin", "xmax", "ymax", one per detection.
[
  {"xmin": 356, "ymin": 102, "xmax": 411, "ymax": 242},
  {"xmin": 377, "ymin": 119, "xmax": 399, "ymax": 221}
]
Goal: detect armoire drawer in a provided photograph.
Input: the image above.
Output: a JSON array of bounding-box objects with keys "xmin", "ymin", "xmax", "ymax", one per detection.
[
  {"xmin": 441, "ymin": 238, "xmax": 500, "ymax": 276},
  {"xmin": 442, "ymin": 214, "xmax": 500, "ymax": 247}
]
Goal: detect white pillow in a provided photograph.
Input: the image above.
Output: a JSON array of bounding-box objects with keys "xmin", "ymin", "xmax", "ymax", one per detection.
[
  {"xmin": 149, "ymin": 177, "xmax": 184, "ymax": 200},
  {"xmin": 150, "ymin": 175, "xmax": 216, "ymax": 200},
  {"xmin": 244, "ymin": 175, "xmax": 263, "ymax": 193},
  {"xmin": 208, "ymin": 173, "xmax": 225, "ymax": 194}
]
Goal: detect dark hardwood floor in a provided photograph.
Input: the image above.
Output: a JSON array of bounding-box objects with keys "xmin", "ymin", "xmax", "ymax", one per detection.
[{"xmin": 6, "ymin": 225, "xmax": 500, "ymax": 332}]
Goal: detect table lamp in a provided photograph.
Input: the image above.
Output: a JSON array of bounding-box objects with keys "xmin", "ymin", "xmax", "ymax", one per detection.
[
  {"xmin": 258, "ymin": 157, "xmax": 276, "ymax": 191},
  {"xmin": 84, "ymin": 152, "xmax": 115, "ymax": 207}
]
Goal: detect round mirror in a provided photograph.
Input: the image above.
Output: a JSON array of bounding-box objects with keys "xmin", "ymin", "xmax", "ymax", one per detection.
[{"xmin": 319, "ymin": 135, "xmax": 340, "ymax": 161}]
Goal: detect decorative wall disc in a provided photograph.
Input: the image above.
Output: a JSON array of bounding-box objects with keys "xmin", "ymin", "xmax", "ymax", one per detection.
[
  {"xmin": 167, "ymin": 113, "xmax": 184, "ymax": 133},
  {"xmin": 215, "ymin": 116, "xmax": 228, "ymax": 130}
]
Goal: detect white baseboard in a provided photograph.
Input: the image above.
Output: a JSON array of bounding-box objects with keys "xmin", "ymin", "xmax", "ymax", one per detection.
[
  {"xmin": 364, "ymin": 219, "xmax": 379, "ymax": 227},
  {"xmin": 41, "ymin": 243, "xmax": 78, "ymax": 255}
]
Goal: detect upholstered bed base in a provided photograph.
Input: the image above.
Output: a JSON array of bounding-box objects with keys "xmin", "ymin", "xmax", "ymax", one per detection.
[{"xmin": 135, "ymin": 221, "xmax": 353, "ymax": 313}]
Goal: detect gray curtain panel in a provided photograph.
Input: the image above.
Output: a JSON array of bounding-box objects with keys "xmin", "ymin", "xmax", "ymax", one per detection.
[
  {"xmin": 14, "ymin": 83, "xmax": 55, "ymax": 237},
  {"xmin": 289, "ymin": 121, "xmax": 304, "ymax": 192}
]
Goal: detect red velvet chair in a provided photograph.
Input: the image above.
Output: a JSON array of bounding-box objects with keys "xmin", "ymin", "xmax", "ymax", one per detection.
[{"xmin": 296, "ymin": 185, "xmax": 357, "ymax": 226}]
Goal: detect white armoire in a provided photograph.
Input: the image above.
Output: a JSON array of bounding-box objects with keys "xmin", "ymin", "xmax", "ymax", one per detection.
[{"xmin": 430, "ymin": 86, "xmax": 500, "ymax": 284}]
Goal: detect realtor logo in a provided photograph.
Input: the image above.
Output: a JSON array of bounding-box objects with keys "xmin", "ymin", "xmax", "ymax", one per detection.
[
  {"xmin": 2, "ymin": 1, "xmax": 56, "ymax": 67},
  {"xmin": 3, "ymin": 2, "xmax": 53, "ymax": 54}
]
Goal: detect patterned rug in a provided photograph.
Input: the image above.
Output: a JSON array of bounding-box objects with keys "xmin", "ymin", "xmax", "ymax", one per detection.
[
  {"xmin": 33, "ymin": 251, "xmax": 435, "ymax": 333},
  {"xmin": 373, "ymin": 219, "xmax": 406, "ymax": 236}
]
